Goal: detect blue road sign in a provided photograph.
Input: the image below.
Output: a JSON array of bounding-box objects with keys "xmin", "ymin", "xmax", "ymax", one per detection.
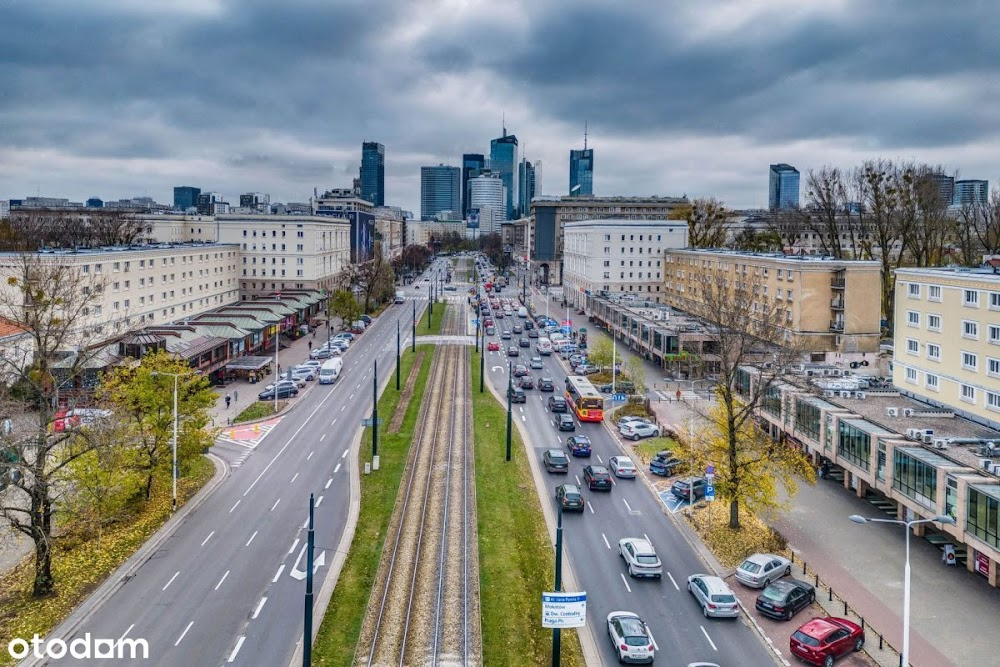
[
  {"xmin": 706, "ymin": 464, "xmax": 716, "ymax": 476},
  {"xmin": 472, "ymin": 318, "xmax": 480, "ymax": 326},
  {"xmin": 705, "ymin": 483, "xmax": 716, "ymax": 501},
  {"xmin": 613, "ymin": 393, "xmax": 627, "ymax": 402},
  {"xmin": 561, "ymin": 326, "xmax": 572, "ymax": 334}
]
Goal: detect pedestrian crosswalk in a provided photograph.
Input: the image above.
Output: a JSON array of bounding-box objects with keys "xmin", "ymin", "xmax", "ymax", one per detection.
[
  {"xmin": 653, "ymin": 389, "xmax": 702, "ymax": 402},
  {"xmin": 215, "ymin": 417, "xmax": 282, "ymax": 454}
]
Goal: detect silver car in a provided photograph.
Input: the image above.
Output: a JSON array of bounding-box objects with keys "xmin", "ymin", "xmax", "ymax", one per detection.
[
  {"xmin": 608, "ymin": 456, "xmax": 637, "ymax": 479},
  {"xmin": 620, "ymin": 422, "xmax": 660, "ymax": 440},
  {"xmin": 687, "ymin": 574, "xmax": 739, "ymax": 618},
  {"xmin": 618, "ymin": 538, "xmax": 662, "ymax": 578},
  {"xmin": 606, "ymin": 611, "xmax": 655, "ymax": 664},
  {"xmin": 734, "ymin": 553, "xmax": 791, "ymax": 589},
  {"xmin": 530, "ymin": 356, "xmax": 544, "ymax": 369}
]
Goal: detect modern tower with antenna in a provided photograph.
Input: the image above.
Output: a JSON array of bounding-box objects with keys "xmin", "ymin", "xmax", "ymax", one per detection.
[{"xmin": 569, "ymin": 122, "xmax": 594, "ymax": 196}]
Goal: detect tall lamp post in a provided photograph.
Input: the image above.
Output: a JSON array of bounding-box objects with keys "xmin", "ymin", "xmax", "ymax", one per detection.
[
  {"xmin": 412, "ymin": 299, "xmax": 417, "ymax": 352},
  {"xmin": 506, "ymin": 361, "xmax": 513, "ymax": 462},
  {"xmin": 396, "ymin": 319, "xmax": 401, "ymax": 391},
  {"xmin": 150, "ymin": 370, "xmax": 190, "ymax": 513},
  {"xmin": 849, "ymin": 513, "xmax": 956, "ymax": 667}
]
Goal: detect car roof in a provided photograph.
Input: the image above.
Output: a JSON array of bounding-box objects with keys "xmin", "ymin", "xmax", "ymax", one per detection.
[
  {"xmin": 611, "ymin": 456, "xmax": 635, "ymax": 466},
  {"xmin": 587, "ymin": 465, "xmax": 610, "ymax": 474},
  {"xmin": 559, "ymin": 413, "xmax": 573, "ymax": 420},
  {"xmin": 743, "ymin": 553, "xmax": 778, "ymax": 566},
  {"xmin": 550, "ymin": 395, "xmax": 566, "ymax": 401},
  {"xmin": 546, "ymin": 449, "xmax": 567, "ymax": 457},
  {"xmin": 617, "ymin": 616, "xmax": 647, "ymax": 637},
  {"xmin": 766, "ymin": 579, "xmax": 802, "ymax": 593},
  {"xmin": 570, "ymin": 435, "xmax": 590, "ymax": 442},
  {"xmin": 622, "ymin": 537, "xmax": 654, "ymax": 552},
  {"xmin": 797, "ymin": 618, "xmax": 842, "ymax": 638},
  {"xmin": 560, "ymin": 484, "xmax": 580, "ymax": 493},
  {"xmin": 693, "ymin": 574, "xmax": 730, "ymax": 593}
]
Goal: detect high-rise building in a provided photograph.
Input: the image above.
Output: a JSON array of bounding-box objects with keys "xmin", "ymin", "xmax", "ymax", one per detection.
[
  {"xmin": 173, "ymin": 186, "xmax": 201, "ymax": 211},
  {"xmin": 490, "ymin": 130, "xmax": 518, "ymax": 220},
  {"xmin": 518, "ymin": 158, "xmax": 540, "ymax": 218},
  {"xmin": 954, "ymin": 179, "xmax": 989, "ymax": 206},
  {"xmin": 361, "ymin": 141, "xmax": 385, "ymax": 207},
  {"xmin": 469, "ymin": 173, "xmax": 506, "ymax": 236},
  {"xmin": 462, "ymin": 153, "xmax": 487, "ymax": 219},
  {"xmin": 420, "ymin": 165, "xmax": 461, "ymax": 221},
  {"xmin": 239, "ymin": 192, "xmax": 270, "ymax": 213},
  {"xmin": 768, "ymin": 163, "xmax": 800, "ymax": 210},
  {"xmin": 569, "ymin": 149, "xmax": 594, "ymax": 196},
  {"xmin": 86, "ymin": 197, "xmax": 104, "ymax": 208},
  {"xmin": 928, "ymin": 173, "xmax": 955, "ymax": 205},
  {"xmin": 196, "ymin": 192, "xmax": 227, "ymax": 216}
]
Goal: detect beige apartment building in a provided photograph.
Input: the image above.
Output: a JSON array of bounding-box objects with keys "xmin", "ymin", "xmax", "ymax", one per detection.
[
  {"xmin": 893, "ymin": 267, "xmax": 1000, "ymax": 431},
  {"xmin": 663, "ymin": 249, "xmax": 882, "ymax": 355}
]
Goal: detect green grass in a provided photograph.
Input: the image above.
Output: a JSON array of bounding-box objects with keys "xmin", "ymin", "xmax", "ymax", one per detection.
[
  {"xmin": 312, "ymin": 346, "xmax": 435, "ymax": 666},
  {"xmin": 423, "ymin": 300, "xmax": 446, "ymax": 335},
  {"xmin": 470, "ymin": 350, "xmax": 586, "ymax": 667},
  {"xmin": 232, "ymin": 400, "xmax": 284, "ymax": 423}
]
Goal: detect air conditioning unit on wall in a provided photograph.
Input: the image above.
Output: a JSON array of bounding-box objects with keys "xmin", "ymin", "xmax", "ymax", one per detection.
[{"xmin": 886, "ymin": 407, "xmax": 899, "ymax": 417}]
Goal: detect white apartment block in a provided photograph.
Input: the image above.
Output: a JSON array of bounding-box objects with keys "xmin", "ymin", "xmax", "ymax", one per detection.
[
  {"xmin": 0, "ymin": 200, "xmax": 9, "ymax": 219},
  {"xmin": 562, "ymin": 219, "xmax": 689, "ymax": 308}
]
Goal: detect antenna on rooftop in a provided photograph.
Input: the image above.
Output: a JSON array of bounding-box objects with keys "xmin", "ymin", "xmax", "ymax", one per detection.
[
  {"xmin": 584, "ymin": 121, "xmax": 588, "ymax": 150},
  {"xmin": 502, "ymin": 112, "xmax": 506, "ymax": 137}
]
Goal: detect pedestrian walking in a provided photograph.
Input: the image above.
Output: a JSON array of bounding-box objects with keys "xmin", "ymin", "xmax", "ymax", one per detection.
[
  {"xmin": 233, "ymin": 389, "xmax": 239, "ymax": 403},
  {"xmin": 225, "ymin": 393, "xmax": 232, "ymax": 409}
]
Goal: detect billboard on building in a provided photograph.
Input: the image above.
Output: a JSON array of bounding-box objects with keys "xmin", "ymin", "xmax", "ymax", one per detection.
[{"xmin": 467, "ymin": 208, "xmax": 480, "ymax": 229}]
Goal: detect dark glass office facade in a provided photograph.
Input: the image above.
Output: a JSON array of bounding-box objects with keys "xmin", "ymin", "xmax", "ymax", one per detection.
[
  {"xmin": 490, "ymin": 134, "xmax": 518, "ymax": 219},
  {"xmin": 361, "ymin": 142, "xmax": 385, "ymax": 206},
  {"xmin": 837, "ymin": 419, "xmax": 871, "ymax": 471},
  {"xmin": 173, "ymin": 186, "xmax": 201, "ymax": 211},
  {"xmin": 768, "ymin": 163, "xmax": 799, "ymax": 210},
  {"xmin": 892, "ymin": 448, "xmax": 940, "ymax": 508},
  {"xmin": 794, "ymin": 398, "xmax": 822, "ymax": 443},
  {"xmin": 569, "ymin": 148, "xmax": 594, "ymax": 196},
  {"xmin": 462, "ymin": 153, "xmax": 486, "ymax": 219},
  {"xmin": 420, "ymin": 165, "xmax": 461, "ymax": 221},
  {"xmin": 967, "ymin": 486, "xmax": 1000, "ymax": 549}
]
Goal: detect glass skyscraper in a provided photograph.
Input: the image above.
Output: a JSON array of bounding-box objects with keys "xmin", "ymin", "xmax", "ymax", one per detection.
[
  {"xmin": 173, "ymin": 186, "xmax": 201, "ymax": 211},
  {"xmin": 569, "ymin": 149, "xmax": 594, "ymax": 196},
  {"xmin": 490, "ymin": 132, "xmax": 518, "ymax": 220},
  {"xmin": 518, "ymin": 158, "xmax": 539, "ymax": 218},
  {"xmin": 768, "ymin": 163, "xmax": 800, "ymax": 210},
  {"xmin": 462, "ymin": 153, "xmax": 486, "ymax": 219},
  {"xmin": 420, "ymin": 165, "xmax": 461, "ymax": 220},
  {"xmin": 361, "ymin": 141, "xmax": 385, "ymax": 206},
  {"xmin": 954, "ymin": 179, "xmax": 989, "ymax": 206}
]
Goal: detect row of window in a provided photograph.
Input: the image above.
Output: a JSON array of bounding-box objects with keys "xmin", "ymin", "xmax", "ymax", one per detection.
[
  {"xmin": 602, "ymin": 233, "xmax": 667, "ymax": 242},
  {"xmin": 906, "ymin": 338, "xmax": 1000, "ymax": 376},
  {"xmin": 907, "ymin": 282, "xmax": 1000, "ymax": 309},
  {"xmin": 902, "ymin": 366, "xmax": 1000, "ymax": 410},
  {"xmin": 78, "ymin": 253, "xmax": 235, "ymax": 274},
  {"xmin": 244, "ymin": 269, "xmax": 305, "ymax": 277}
]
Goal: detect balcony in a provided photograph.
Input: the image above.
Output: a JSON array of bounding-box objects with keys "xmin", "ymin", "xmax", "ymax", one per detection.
[
  {"xmin": 830, "ymin": 298, "xmax": 845, "ymax": 310},
  {"xmin": 830, "ymin": 320, "xmax": 845, "ymax": 332},
  {"xmin": 830, "ymin": 278, "xmax": 846, "ymax": 289}
]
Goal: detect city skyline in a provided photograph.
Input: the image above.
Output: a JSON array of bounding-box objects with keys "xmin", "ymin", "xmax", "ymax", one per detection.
[{"xmin": 4, "ymin": 1, "xmax": 1000, "ymax": 215}]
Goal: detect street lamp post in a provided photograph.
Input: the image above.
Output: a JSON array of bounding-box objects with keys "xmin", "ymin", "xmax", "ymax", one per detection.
[
  {"xmin": 849, "ymin": 513, "xmax": 956, "ymax": 667},
  {"xmin": 506, "ymin": 361, "xmax": 513, "ymax": 462},
  {"xmin": 396, "ymin": 319, "xmax": 401, "ymax": 391},
  {"xmin": 412, "ymin": 299, "xmax": 417, "ymax": 352},
  {"xmin": 479, "ymin": 322, "xmax": 485, "ymax": 393},
  {"xmin": 150, "ymin": 371, "xmax": 187, "ymax": 513}
]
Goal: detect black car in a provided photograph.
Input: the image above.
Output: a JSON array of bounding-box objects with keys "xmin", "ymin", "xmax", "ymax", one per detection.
[
  {"xmin": 556, "ymin": 484, "xmax": 585, "ymax": 512},
  {"xmin": 524, "ymin": 320, "xmax": 534, "ymax": 330},
  {"xmin": 755, "ymin": 579, "xmax": 816, "ymax": 621},
  {"xmin": 538, "ymin": 377, "xmax": 555, "ymax": 392},
  {"xmin": 518, "ymin": 337, "xmax": 530, "ymax": 348},
  {"xmin": 513, "ymin": 364, "xmax": 529, "ymax": 377},
  {"xmin": 583, "ymin": 465, "xmax": 613, "ymax": 491},
  {"xmin": 507, "ymin": 346, "xmax": 519, "ymax": 357},
  {"xmin": 598, "ymin": 380, "xmax": 636, "ymax": 394},
  {"xmin": 543, "ymin": 449, "xmax": 569, "ymax": 474},
  {"xmin": 548, "ymin": 396, "xmax": 568, "ymax": 412},
  {"xmin": 671, "ymin": 477, "xmax": 707, "ymax": 500},
  {"xmin": 258, "ymin": 385, "xmax": 298, "ymax": 400},
  {"xmin": 528, "ymin": 329, "xmax": 539, "ymax": 338},
  {"xmin": 359, "ymin": 314, "xmax": 373, "ymax": 325},
  {"xmin": 519, "ymin": 375, "xmax": 534, "ymax": 390},
  {"xmin": 556, "ymin": 413, "xmax": 576, "ymax": 431},
  {"xmin": 649, "ymin": 450, "xmax": 682, "ymax": 476},
  {"xmin": 512, "ymin": 324, "xmax": 523, "ymax": 334},
  {"xmin": 508, "ymin": 386, "xmax": 527, "ymax": 403}
]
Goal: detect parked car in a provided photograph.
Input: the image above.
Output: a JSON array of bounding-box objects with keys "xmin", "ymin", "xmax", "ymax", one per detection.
[
  {"xmin": 555, "ymin": 484, "xmax": 585, "ymax": 512},
  {"xmin": 687, "ymin": 574, "xmax": 739, "ymax": 618},
  {"xmin": 608, "ymin": 456, "xmax": 637, "ymax": 478},
  {"xmin": 649, "ymin": 450, "xmax": 682, "ymax": 476},
  {"xmin": 507, "ymin": 346, "xmax": 519, "ymax": 357},
  {"xmin": 309, "ymin": 348, "xmax": 332, "ymax": 360},
  {"xmin": 620, "ymin": 422, "xmax": 660, "ymax": 441},
  {"xmin": 556, "ymin": 413, "xmax": 576, "ymax": 431},
  {"xmin": 300, "ymin": 360, "xmax": 322, "ymax": 371},
  {"xmin": 543, "ymin": 449, "xmax": 569, "ymax": 474},
  {"xmin": 583, "ymin": 465, "xmax": 613, "ymax": 491},
  {"xmin": 575, "ymin": 363, "xmax": 600, "ymax": 375},
  {"xmin": 789, "ymin": 617, "xmax": 865, "ymax": 666},
  {"xmin": 529, "ymin": 356, "xmax": 544, "ymax": 369},
  {"xmin": 735, "ymin": 553, "xmax": 792, "ymax": 589},
  {"xmin": 671, "ymin": 477, "xmax": 707, "ymax": 500},
  {"xmin": 566, "ymin": 435, "xmax": 592, "ymax": 457},
  {"xmin": 606, "ymin": 612, "xmax": 655, "ymax": 665},
  {"xmin": 755, "ymin": 579, "xmax": 815, "ymax": 621},
  {"xmin": 616, "ymin": 415, "xmax": 651, "ymax": 429},
  {"xmin": 548, "ymin": 396, "xmax": 568, "ymax": 413},
  {"xmin": 519, "ymin": 375, "xmax": 535, "ymax": 390},
  {"xmin": 487, "ymin": 341, "xmax": 501, "ymax": 352},
  {"xmin": 334, "ymin": 332, "xmax": 354, "ymax": 342},
  {"xmin": 618, "ymin": 537, "xmax": 662, "ymax": 578},
  {"xmin": 513, "ymin": 364, "xmax": 528, "ymax": 377},
  {"xmin": 264, "ymin": 379, "xmax": 301, "ymax": 392},
  {"xmin": 359, "ymin": 314, "xmax": 372, "ymax": 325},
  {"xmin": 538, "ymin": 377, "xmax": 555, "ymax": 392},
  {"xmin": 599, "ymin": 380, "xmax": 636, "ymax": 394},
  {"xmin": 290, "ymin": 367, "xmax": 316, "ymax": 381},
  {"xmin": 258, "ymin": 385, "xmax": 298, "ymax": 400}
]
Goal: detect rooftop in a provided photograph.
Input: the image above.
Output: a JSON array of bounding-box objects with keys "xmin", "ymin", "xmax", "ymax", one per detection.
[
  {"xmin": 895, "ymin": 265, "xmax": 1000, "ymax": 282},
  {"xmin": 0, "ymin": 241, "xmax": 238, "ymax": 258},
  {"xmin": 564, "ymin": 219, "xmax": 689, "ymax": 229},
  {"xmin": 668, "ymin": 248, "xmax": 880, "ymax": 266}
]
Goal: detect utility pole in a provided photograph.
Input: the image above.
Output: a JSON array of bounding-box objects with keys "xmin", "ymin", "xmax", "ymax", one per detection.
[
  {"xmin": 506, "ymin": 361, "xmax": 513, "ymax": 462},
  {"xmin": 372, "ymin": 359, "xmax": 378, "ymax": 458},
  {"xmin": 412, "ymin": 299, "xmax": 416, "ymax": 352},
  {"xmin": 396, "ymin": 320, "xmax": 401, "ymax": 390},
  {"xmin": 303, "ymin": 493, "xmax": 315, "ymax": 667},
  {"xmin": 552, "ymin": 502, "xmax": 563, "ymax": 667}
]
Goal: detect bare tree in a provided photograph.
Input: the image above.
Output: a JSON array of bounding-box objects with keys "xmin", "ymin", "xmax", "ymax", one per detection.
[
  {"xmin": 683, "ymin": 198, "xmax": 734, "ymax": 248},
  {"xmin": 970, "ymin": 188, "xmax": 1000, "ymax": 257},
  {"xmin": 802, "ymin": 167, "xmax": 852, "ymax": 258},
  {"xmin": 344, "ymin": 242, "xmax": 396, "ymax": 311},
  {"xmin": 906, "ymin": 166, "xmax": 955, "ymax": 268},
  {"xmin": 2, "ymin": 209, "xmax": 150, "ymax": 251}
]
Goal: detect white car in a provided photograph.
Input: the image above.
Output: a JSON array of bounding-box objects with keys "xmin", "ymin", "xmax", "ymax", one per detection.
[
  {"xmin": 300, "ymin": 360, "xmax": 322, "ymax": 370},
  {"xmin": 608, "ymin": 456, "xmax": 637, "ymax": 478},
  {"xmin": 618, "ymin": 538, "xmax": 662, "ymax": 578},
  {"xmin": 687, "ymin": 574, "xmax": 739, "ymax": 618},
  {"xmin": 606, "ymin": 611, "xmax": 655, "ymax": 664},
  {"xmin": 734, "ymin": 553, "xmax": 791, "ymax": 589},
  {"xmin": 290, "ymin": 367, "xmax": 316, "ymax": 381},
  {"xmin": 616, "ymin": 415, "xmax": 652, "ymax": 429},
  {"xmin": 620, "ymin": 422, "xmax": 660, "ymax": 441},
  {"xmin": 529, "ymin": 356, "xmax": 544, "ymax": 369},
  {"xmin": 265, "ymin": 379, "xmax": 302, "ymax": 392}
]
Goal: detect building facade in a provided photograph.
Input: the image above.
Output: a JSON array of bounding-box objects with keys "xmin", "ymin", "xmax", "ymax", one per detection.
[
  {"xmin": 469, "ymin": 173, "xmax": 506, "ymax": 236},
  {"xmin": 173, "ymin": 186, "xmax": 201, "ymax": 211},
  {"xmin": 769, "ymin": 163, "xmax": 800, "ymax": 210},
  {"xmin": 954, "ymin": 180, "xmax": 989, "ymax": 206},
  {"xmin": 239, "ymin": 193, "xmax": 270, "ymax": 213},
  {"xmin": 518, "ymin": 158, "xmax": 540, "ymax": 219},
  {"xmin": 490, "ymin": 132, "xmax": 518, "ymax": 219},
  {"xmin": 663, "ymin": 249, "xmax": 882, "ymax": 355},
  {"xmin": 461, "ymin": 153, "xmax": 487, "ymax": 219},
  {"xmin": 562, "ymin": 220, "xmax": 689, "ymax": 307},
  {"xmin": 420, "ymin": 165, "xmax": 461, "ymax": 221},
  {"xmin": 569, "ymin": 148, "xmax": 594, "ymax": 196},
  {"xmin": 312, "ymin": 190, "xmax": 375, "ymax": 262},
  {"xmin": 361, "ymin": 141, "xmax": 385, "ymax": 207}
]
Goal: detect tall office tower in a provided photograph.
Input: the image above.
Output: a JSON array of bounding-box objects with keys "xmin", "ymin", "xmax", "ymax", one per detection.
[
  {"xmin": 469, "ymin": 173, "xmax": 506, "ymax": 235},
  {"xmin": 928, "ymin": 173, "xmax": 955, "ymax": 205},
  {"xmin": 420, "ymin": 165, "xmax": 461, "ymax": 220},
  {"xmin": 954, "ymin": 179, "xmax": 989, "ymax": 206},
  {"xmin": 361, "ymin": 141, "xmax": 385, "ymax": 206},
  {"xmin": 173, "ymin": 186, "xmax": 201, "ymax": 211},
  {"xmin": 462, "ymin": 153, "xmax": 487, "ymax": 218},
  {"xmin": 239, "ymin": 192, "xmax": 271, "ymax": 213},
  {"xmin": 518, "ymin": 158, "xmax": 539, "ymax": 217},
  {"xmin": 490, "ymin": 128, "xmax": 518, "ymax": 220},
  {"xmin": 768, "ymin": 163, "xmax": 800, "ymax": 210},
  {"xmin": 569, "ymin": 149, "xmax": 594, "ymax": 196}
]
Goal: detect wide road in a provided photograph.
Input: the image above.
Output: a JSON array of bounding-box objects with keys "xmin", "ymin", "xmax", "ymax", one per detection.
[
  {"xmin": 51, "ymin": 262, "xmax": 447, "ymax": 667},
  {"xmin": 477, "ymin": 270, "xmax": 778, "ymax": 667}
]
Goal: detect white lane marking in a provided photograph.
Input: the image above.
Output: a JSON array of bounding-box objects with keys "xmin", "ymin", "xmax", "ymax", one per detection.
[
  {"xmin": 163, "ymin": 571, "xmax": 180, "ymax": 591},
  {"xmin": 334, "ymin": 463, "xmax": 341, "ymax": 474},
  {"xmin": 246, "ymin": 530, "xmax": 258, "ymax": 547},
  {"xmin": 214, "ymin": 570, "xmax": 230, "ymax": 590},
  {"xmin": 290, "ymin": 473, "xmax": 299, "ymax": 483},
  {"xmin": 316, "ymin": 495, "xmax": 324, "ymax": 507},
  {"xmin": 252, "ymin": 597, "xmax": 268, "ymax": 619},
  {"xmin": 602, "ymin": 533, "xmax": 611, "ymax": 550},
  {"xmin": 341, "ymin": 405, "xmax": 346, "ymax": 412},
  {"xmin": 174, "ymin": 621, "xmax": 194, "ymax": 646},
  {"xmin": 667, "ymin": 572, "xmax": 680, "ymax": 590},
  {"xmin": 272, "ymin": 564, "xmax": 285, "ymax": 582},
  {"xmin": 289, "ymin": 538, "xmax": 300, "ymax": 554},
  {"xmin": 575, "ymin": 474, "xmax": 582, "ymax": 486},
  {"xmin": 587, "ymin": 501, "xmax": 595, "ymax": 514},
  {"xmin": 519, "ymin": 406, "xmax": 524, "ymax": 412},
  {"xmin": 341, "ymin": 449, "xmax": 349, "ymax": 459},
  {"xmin": 229, "ymin": 499, "xmax": 241, "ymax": 513},
  {"xmin": 700, "ymin": 626, "xmax": 718, "ymax": 651},
  {"xmin": 620, "ymin": 573, "xmax": 632, "ymax": 593},
  {"xmin": 648, "ymin": 628, "xmax": 660, "ymax": 652},
  {"xmin": 118, "ymin": 624, "xmax": 135, "ymax": 643},
  {"xmin": 201, "ymin": 531, "xmax": 215, "ymax": 547},
  {"xmin": 644, "ymin": 532, "xmax": 651, "ymax": 543},
  {"xmin": 356, "ymin": 384, "xmax": 361, "ymax": 390},
  {"xmin": 622, "ymin": 498, "xmax": 633, "ymax": 513},
  {"xmin": 320, "ymin": 433, "xmax": 326, "ymax": 442},
  {"xmin": 228, "ymin": 636, "xmax": 246, "ymax": 663},
  {"xmin": 325, "ymin": 477, "xmax": 333, "ymax": 489},
  {"xmin": 522, "ymin": 415, "xmax": 526, "ymax": 422},
  {"xmin": 271, "ymin": 498, "xmax": 281, "ymax": 512},
  {"xmin": 303, "ymin": 516, "xmax": 309, "ymax": 528},
  {"xmin": 349, "ymin": 393, "xmax": 354, "ymax": 400},
  {"xmin": 331, "ymin": 419, "xmax": 337, "ymax": 426},
  {"xmin": 307, "ymin": 450, "xmax": 314, "ymax": 460}
]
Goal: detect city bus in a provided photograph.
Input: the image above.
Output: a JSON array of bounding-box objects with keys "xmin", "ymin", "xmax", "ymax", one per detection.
[{"xmin": 565, "ymin": 375, "xmax": 604, "ymax": 422}]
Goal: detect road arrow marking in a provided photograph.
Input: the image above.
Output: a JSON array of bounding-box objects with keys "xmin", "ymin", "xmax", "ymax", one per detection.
[{"xmin": 289, "ymin": 545, "xmax": 327, "ymax": 580}]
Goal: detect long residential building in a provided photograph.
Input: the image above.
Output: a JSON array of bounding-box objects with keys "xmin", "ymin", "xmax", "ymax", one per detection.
[
  {"xmin": 663, "ymin": 248, "xmax": 882, "ymax": 355},
  {"xmin": 562, "ymin": 219, "xmax": 689, "ymax": 307}
]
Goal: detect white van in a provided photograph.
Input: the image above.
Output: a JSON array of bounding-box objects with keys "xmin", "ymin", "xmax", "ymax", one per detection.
[
  {"xmin": 394, "ymin": 290, "xmax": 405, "ymax": 304},
  {"xmin": 517, "ymin": 306, "xmax": 528, "ymax": 318},
  {"xmin": 536, "ymin": 337, "xmax": 553, "ymax": 356},
  {"xmin": 319, "ymin": 357, "xmax": 343, "ymax": 384}
]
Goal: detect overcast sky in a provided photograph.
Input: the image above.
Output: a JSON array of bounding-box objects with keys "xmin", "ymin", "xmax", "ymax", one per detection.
[{"xmin": 2, "ymin": 0, "xmax": 998, "ymax": 212}]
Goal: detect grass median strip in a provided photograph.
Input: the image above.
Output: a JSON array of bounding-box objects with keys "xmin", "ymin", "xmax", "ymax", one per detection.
[
  {"xmin": 312, "ymin": 345, "xmax": 434, "ymax": 666},
  {"xmin": 470, "ymin": 349, "xmax": 585, "ymax": 667}
]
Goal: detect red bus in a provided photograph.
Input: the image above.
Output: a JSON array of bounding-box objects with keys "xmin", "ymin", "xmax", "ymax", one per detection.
[{"xmin": 565, "ymin": 375, "xmax": 604, "ymax": 422}]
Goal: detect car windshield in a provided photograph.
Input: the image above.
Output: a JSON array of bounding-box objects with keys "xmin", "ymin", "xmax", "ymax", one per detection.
[
  {"xmin": 564, "ymin": 492, "xmax": 581, "ymax": 501},
  {"xmin": 635, "ymin": 555, "xmax": 659, "ymax": 565},
  {"xmin": 623, "ymin": 635, "xmax": 648, "ymax": 647},
  {"xmin": 792, "ymin": 631, "xmax": 821, "ymax": 647},
  {"xmin": 550, "ymin": 454, "xmax": 567, "ymax": 462},
  {"xmin": 761, "ymin": 586, "xmax": 786, "ymax": 601},
  {"xmin": 711, "ymin": 594, "xmax": 736, "ymax": 604},
  {"xmin": 740, "ymin": 561, "xmax": 762, "ymax": 574}
]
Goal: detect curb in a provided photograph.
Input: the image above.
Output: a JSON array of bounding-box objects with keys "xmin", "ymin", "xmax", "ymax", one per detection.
[{"xmin": 19, "ymin": 452, "xmax": 230, "ymax": 667}]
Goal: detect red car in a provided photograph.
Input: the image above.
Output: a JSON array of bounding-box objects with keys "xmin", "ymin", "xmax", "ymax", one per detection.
[
  {"xmin": 487, "ymin": 341, "xmax": 500, "ymax": 352},
  {"xmin": 790, "ymin": 617, "xmax": 864, "ymax": 667}
]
